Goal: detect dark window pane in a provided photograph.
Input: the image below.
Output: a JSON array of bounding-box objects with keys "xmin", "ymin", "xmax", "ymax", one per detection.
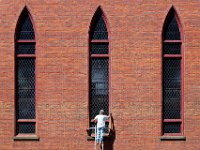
[
  {"xmin": 91, "ymin": 14, "xmax": 108, "ymax": 40},
  {"xmin": 92, "ymin": 31, "xmax": 108, "ymax": 40},
  {"xmin": 91, "ymin": 43, "xmax": 108, "ymax": 54},
  {"xmin": 163, "ymin": 89, "xmax": 180, "ymax": 119},
  {"xmin": 90, "ymin": 58, "xmax": 109, "ymax": 120},
  {"xmin": 17, "ymin": 58, "xmax": 35, "ymax": 89},
  {"xmin": 17, "ymin": 89, "xmax": 35, "ymax": 119},
  {"xmin": 17, "ymin": 43, "xmax": 35, "ymax": 54},
  {"xmin": 17, "ymin": 122, "xmax": 35, "ymax": 134},
  {"xmin": 163, "ymin": 59, "xmax": 181, "ymax": 89},
  {"xmin": 163, "ymin": 122, "xmax": 181, "ymax": 133},
  {"xmin": 17, "ymin": 13, "xmax": 35, "ymax": 40},
  {"xmin": 163, "ymin": 59, "xmax": 181, "ymax": 119},
  {"xmin": 164, "ymin": 12, "xmax": 180, "ymax": 40},
  {"xmin": 17, "ymin": 58, "xmax": 35, "ymax": 119},
  {"xmin": 163, "ymin": 43, "xmax": 181, "ymax": 54}
]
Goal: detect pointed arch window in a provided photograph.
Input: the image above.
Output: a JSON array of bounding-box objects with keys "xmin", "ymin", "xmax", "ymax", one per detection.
[
  {"xmin": 89, "ymin": 7, "xmax": 110, "ymax": 133},
  {"xmin": 15, "ymin": 8, "xmax": 37, "ymax": 136},
  {"xmin": 162, "ymin": 7, "xmax": 184, "ymax": 135}
]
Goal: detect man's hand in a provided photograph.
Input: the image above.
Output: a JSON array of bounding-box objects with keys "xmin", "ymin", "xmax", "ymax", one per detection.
[{"xmin": 92, "ymin": 119, "xmax": 97, "ymax": 123}]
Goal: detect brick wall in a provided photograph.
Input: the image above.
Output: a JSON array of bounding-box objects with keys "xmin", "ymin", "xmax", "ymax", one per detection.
[{"xmin": 0, "ymin": 0, "xmax": 200, "ymax": 149}]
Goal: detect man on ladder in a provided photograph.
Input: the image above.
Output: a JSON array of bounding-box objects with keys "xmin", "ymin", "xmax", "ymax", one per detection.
[{"xmin": 93, "ymin": 110, "xmax": 111, "ymax": 150}]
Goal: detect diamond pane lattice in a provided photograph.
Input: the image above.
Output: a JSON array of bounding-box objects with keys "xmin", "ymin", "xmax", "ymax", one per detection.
[
  {"xmin": 163, "ymin": 59, "xmax": 181, "ymax": 119},
  {"xmin": 163, "ymin": 122, "xmax": 181, "ymax": 133},
  {"xmin": 17, "ymin": 58, "xmax": 35, "ymax": 89},
  {"xmin": 90, "ymin": 58, "xmax": 109, "ymax": 120},
  {"xmin": 91, "ymin": 43, "xmax": 108, "ymax": 54},
  {"xmin": 17, "ymin": 89, "xmax": 35, "ymax": 119},
  {"xmin": 163, "ymin": 59, "xmax": 180, "ymax": 89},
  {"xmin": 163, "ymin": 43, "xmax": 181, "ymax": 54},
  {"xmin": 164, "ymin": 12, "xmax": 180, "ymax": 40},
  {"xmin": 91, "ymin": 13, "xmax": 108, "ymax": 40},
  {"xmin": 163, "ymin": 89, "xmax": 180, "ymax": 119},
  {"xmin": 17, "ymin": 12, "xmax": 35, "ymax": 40},
  {"xmin": 16, "ymin": 43, "xmax": 35, "ymax": 54},
  {"xmin": 17, "ymin": 122, "xmax": 35, "ymax": 134},
  {"xmin": 17, "ymin": 58, "xmax": 35, "ymax": 119}
]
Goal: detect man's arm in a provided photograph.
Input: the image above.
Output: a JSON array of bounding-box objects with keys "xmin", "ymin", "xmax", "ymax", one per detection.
[
  {"xmin": 92, "ymin": 116, "xmax": 97, "ymax": 122},
  {"xmin": 106, "ymin": 113, "xmax": 112, "ymax": 120}
]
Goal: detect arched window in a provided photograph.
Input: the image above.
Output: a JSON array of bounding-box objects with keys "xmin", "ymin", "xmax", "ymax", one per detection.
[
  {"xmin": 15, "ymin": 7, "xmax": 36, "ymax": 135},
  {"xmin": 89, "ymin": 7, "xmax": 110, "ymax": 130},
  {"xmin": 162, "ymin": 7, "xmax": 183, "ymax": 135}
]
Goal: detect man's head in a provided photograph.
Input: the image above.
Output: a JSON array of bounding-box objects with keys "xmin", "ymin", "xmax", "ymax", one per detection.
[{"xmin": 99, "ymin": 109, "xmax": 104, "ymax": 115}]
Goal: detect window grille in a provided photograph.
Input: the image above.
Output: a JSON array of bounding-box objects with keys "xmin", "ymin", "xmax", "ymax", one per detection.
[
  {"xmin": 17, "ymin": 123, "xmax": 35, "ymax": 134},
  {"xmin": 162, "ymin": 8, "xmax": 183, "ymax": 135},
  {"xmin": 163, "ymin": 13, "xmax": 180, "ymax": 40},
  {"xmin": 163, "ymin": 122, "xmax": 181, "ymax": 133},
  {"xmin": 16, "ymin": 12, "xmax": 35, "ymax": 40},
  {"xmin": 15, "ymin": 8, "xmax": 36, "ymax": 135},
  {"xmin": 91, "ymin": 43, "xmax": 108, "ymax": 54},
  {"xmin": 163, "ymin": 44, "xmax": 181, "ymax": 54},
  {"xmin": 91, "ymin": 14, "xmax": 108, "ymax": 40},
  {"xmin": 89, "ymin": 8, "xmax": 110, "ymax": 135},
  {"xmin": 90, "ymin": 58, "xmax": 109, "ymax": 119},
  {"xmin": 16, "ymin": 43, "xmax": 35, "ymax": 54}
]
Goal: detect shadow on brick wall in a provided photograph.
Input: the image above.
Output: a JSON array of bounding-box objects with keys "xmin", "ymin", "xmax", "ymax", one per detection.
[{"xmin": 104, "ymin": 115, "xmax": 116, "ymax": 150}]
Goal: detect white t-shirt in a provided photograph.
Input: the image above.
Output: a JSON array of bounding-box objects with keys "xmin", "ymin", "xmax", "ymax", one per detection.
[{"xmin": 94, "ymin": 115, "xmax": 108, "ymax": 128}]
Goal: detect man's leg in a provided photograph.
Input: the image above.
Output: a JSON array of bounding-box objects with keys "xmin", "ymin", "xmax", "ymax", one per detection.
[
  {"xmin": 99, "ymin": 127, "xmax": 105, "ymax": 150},
  {"xmin": 96, "ymin": 128, "xmax": 100, "ymax": 150}
]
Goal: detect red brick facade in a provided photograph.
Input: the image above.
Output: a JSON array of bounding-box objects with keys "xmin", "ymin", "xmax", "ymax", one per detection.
[{"xmin": 0, "ymin": 0, "xmax": 200, "ymax": 149}]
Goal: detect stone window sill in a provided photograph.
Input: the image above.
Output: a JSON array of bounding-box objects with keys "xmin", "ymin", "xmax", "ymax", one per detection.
[
  {"xmin": 13, "ymin": 134, "xmax": 40, "ymax": 141},
  {"xmin": 160, "ymin": 136, "xmax": 186, "ymax": 141}
]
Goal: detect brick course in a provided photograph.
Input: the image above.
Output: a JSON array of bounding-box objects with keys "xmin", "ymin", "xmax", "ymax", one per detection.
[{"xmin": 0, "ymin": 0, "xmax": 200, "ymax": 149}]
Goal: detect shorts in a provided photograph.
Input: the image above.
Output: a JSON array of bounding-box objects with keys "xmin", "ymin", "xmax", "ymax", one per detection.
[{"xmin": 96, "ymin": 127, "xmax": 105, "ymax": 143}]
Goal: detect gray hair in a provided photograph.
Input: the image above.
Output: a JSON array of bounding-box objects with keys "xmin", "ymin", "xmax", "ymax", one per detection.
[{"xmin": 99, "ymin": 109, "xmax": 104, "ymax": 115}]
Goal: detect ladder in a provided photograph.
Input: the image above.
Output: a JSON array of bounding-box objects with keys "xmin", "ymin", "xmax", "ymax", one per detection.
[{"xmin": 94, "ymin": 125, "xmax": 104, "ymax": 150}]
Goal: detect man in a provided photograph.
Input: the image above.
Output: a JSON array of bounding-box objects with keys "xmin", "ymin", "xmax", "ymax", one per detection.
[{"xmin": 93, "ymin": 110, "xmax": 111, "ymax": 150}]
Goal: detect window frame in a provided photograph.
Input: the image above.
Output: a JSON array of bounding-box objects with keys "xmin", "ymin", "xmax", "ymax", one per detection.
[
  {"xmin": 161, "ymin": 7, "xmax": 184, "ymax": 137},
  {"xmin": 14, "ymin": 7, "xmax": 39, "ymax": 140},
  {"xmin": 88, "ymin": 7, "xmax": 111, "ymax": 133}
]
